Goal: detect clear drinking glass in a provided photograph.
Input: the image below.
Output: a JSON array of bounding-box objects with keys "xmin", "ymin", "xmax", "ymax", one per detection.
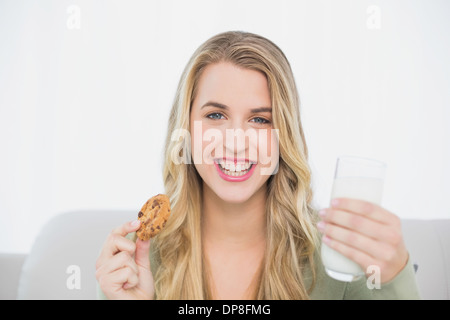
[{"xmin": 321, "ymin": 156, "xmax": 387, "ymax": 282}]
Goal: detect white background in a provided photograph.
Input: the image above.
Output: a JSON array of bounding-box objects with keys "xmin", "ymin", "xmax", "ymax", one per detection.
[{"xmin": 1, "ymin": 0, "xmax": 449, "ymax": 254}]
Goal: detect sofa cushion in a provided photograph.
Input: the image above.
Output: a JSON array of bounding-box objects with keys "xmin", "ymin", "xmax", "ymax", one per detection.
[
  {"xmin": 401, "ymin": 219, "xmax": 450, "ymax": 299},
  {"xmin": 17, "ymin": 210, "xmax": 134, "ymax": 299},
  {"xmin": 15, "ymin": 210, "xmax": 450, "ymax": 300}
]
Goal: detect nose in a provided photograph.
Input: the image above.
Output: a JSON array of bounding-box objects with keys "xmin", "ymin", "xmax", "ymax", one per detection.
[{"xmin": 222, "ymin": 125, "xmax": 258, "ymax": 161}]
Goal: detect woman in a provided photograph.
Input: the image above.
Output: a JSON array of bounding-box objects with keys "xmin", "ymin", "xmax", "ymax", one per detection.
[{"xmin": 95, "ymin": 31, "xmax": 420, "ymax": 299}]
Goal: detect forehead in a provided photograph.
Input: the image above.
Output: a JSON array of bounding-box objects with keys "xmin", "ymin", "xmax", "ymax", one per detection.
[{"xmin": 193, "ymin": 62, "xmax": 271, "ymax": 111}]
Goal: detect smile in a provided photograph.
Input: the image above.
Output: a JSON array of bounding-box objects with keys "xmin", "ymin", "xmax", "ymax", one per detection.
[{"xmin": 214, "ymin": 159, "xmax": 257, "ymax": 182}]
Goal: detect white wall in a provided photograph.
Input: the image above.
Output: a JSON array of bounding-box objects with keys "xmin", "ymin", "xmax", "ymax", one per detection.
[{"xmin": 1, "ymin": 0, "xmax": 449, "ymax": 254}]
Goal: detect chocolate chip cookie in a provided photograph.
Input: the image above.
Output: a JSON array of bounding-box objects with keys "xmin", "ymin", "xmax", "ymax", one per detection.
[{"xmin": 136, "ymin": 194, "xmax": 171, "ymax": 240}]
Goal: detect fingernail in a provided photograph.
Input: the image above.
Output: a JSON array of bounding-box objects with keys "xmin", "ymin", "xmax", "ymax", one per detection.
[
  {"xmin": 322, "ymin": 235, "xmax": 331, "ymax": 244},
  {"xmin": 317, "ymin": 221, "xmax": 326, "ymax": 231},
  {"xmin": 331, "ymin": 199, "xmax": 340, "ymax": 207},
  {"xmin": 319, "ymin": 209, "xmax": 326, "ymax": 218},
  {"xmin": 131, "ymin": 220, "xmax": 140, "ymax": 228}
]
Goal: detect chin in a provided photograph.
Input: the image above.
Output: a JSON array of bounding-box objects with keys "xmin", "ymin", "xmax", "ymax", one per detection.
[
  {"xmin": 214, "ymin": 187, "xmax": 255, "ymax": 204},
  {"xmin": 197, "ymin": 164, "xmax": 269, "ymax": 204}
]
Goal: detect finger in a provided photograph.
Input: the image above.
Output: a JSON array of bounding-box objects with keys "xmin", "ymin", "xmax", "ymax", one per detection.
[
  {"xmin": 97, "ymin": 223, "xmax": 139, "ymax": 265},
  {"xmin": 322, "ymin": 234, "xmax": 375, "ymax": 272},
  {"xmin": 100, "ymin": 266, "xmax": 139, "ymax": 294},
  {"xmin": 96, "ymin": 251, "xmax": 138, "ymax": 279},
  {"xmin": 330, "ymin": 198, "xmax": 398, "ymax": 225},
  {"xmin": 97, "ymin": 234, "xmax": 137, "ymax": 267},
  {"xmin": 320, "ymin": 208, "xmax": 396, "ymax": 241},
  {"xmin": 322, "ymin": 234, "xmax": 406, "ymax": 283},
  {"xmin": 135, "ymin": 238, "xmax": 151, "ymax": 270},
  {"xmin": 123, "ymin": 267, "xmax": 140, "ymax": 290},
  {"xmin": 123, "ymin": 274, "xmax": 139, "ymax": 290},
  {"xmin": 112, "ymin": 219, "xmax": 141, "ymax": 237},
  {"xmin": 318, "ymin": 221, "xmax": 391, "ymax": 260}
]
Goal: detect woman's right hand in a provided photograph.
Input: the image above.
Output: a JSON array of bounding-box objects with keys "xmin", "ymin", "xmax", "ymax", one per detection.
[{"xmin": 95, "ymin": 220, "xmax": 155, "ymax": 300}]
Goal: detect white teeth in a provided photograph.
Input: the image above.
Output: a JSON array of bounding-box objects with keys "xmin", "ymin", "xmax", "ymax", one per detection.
[
  {"xmin": 218, "ymin": 162, "xmax": 251, "ymax": 171},
  {"xmin": 217, "ymin": 161, "xmax": 253, "ymax": 176}
]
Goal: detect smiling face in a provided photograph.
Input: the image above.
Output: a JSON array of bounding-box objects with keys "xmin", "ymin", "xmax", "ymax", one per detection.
[{"xmin": 189, "ymin": 62, "xmax": 279, "ymax": 204}]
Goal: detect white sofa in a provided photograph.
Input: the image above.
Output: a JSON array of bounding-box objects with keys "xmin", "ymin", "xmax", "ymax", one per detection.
[{"xmin": 1, "ymin": 210, "xmax": 449, "ymax": 300}]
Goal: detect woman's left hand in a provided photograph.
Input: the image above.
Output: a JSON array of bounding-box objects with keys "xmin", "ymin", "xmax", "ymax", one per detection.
[{"xmin": 318, "ymin": 197, "xmax": 409, "ymax": 283}]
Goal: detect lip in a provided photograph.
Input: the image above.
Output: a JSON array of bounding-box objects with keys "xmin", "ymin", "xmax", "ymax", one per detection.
[
  {"xmin": 213, "ymin": 159, "xmax": 257, "ymax": 182},
  {"xmin": 214, "ymin": 157, "xmax": 257, "ymax": 164}
]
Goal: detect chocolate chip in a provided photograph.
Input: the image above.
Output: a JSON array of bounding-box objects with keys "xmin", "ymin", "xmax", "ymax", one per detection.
[
  {"xmin": 138, "ymin": 211, "xmax": 143, "ymax": 218},
  {"xmin": 151, "ymin": 200, "xmax": 159, "ymax": 209}
]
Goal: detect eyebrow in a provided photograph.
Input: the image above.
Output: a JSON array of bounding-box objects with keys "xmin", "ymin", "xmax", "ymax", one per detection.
[{"xmin": 201, "ymin": 101, "xmax": 272, "ymax": 113}]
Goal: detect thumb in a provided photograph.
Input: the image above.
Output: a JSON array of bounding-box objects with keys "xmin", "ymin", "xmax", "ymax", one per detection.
[{"xmin": 135, "ymin": 238, "xmax": 151, "ymax": 270}]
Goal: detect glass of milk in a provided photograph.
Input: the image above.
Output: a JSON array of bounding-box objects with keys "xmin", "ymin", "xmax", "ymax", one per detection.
[{"xmin": 321, "ymin": 156, "xmax": 387, "ymax": 282}]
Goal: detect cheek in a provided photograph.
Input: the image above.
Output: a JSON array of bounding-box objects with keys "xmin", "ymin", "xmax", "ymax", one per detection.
[
  {"xmin": 191, "ymin": 121, "xmax": 224, "ymax": 165},
  {"xmin": 203, "ymin": 127, "xmax": 224, "ymax": 162},
  {"xmin": 257, "ymin": 128, "xmax": 280, "ymax": 175},
  {"xmin": 191, "ymin": 131, "xmax": 203, "ymax": 165}
]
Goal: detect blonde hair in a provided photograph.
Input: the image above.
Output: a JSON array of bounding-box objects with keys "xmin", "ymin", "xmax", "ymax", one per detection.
[{"xmin": 153, "ymin": 31, "xmax": 320, "ymax": 299}]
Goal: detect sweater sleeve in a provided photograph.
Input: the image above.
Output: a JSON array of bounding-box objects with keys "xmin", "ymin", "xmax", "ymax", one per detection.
[{"xmin": 342, "ymin": 255, "xmax": 421, "ymax": 300}]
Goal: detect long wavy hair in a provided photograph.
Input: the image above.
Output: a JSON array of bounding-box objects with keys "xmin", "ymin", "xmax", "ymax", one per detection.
[{"xmin": 153, "ymin": 31, "xmax": 320, "ymax": 299}]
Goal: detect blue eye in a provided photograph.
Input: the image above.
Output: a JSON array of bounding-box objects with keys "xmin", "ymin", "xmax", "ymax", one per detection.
[
  {"xmin": 206, "ymin": 112, "xmax": 225, "ymax": 120},
  {"xmin": 251, "ymin": 117, "xmax": 270, "ymax": 124}
]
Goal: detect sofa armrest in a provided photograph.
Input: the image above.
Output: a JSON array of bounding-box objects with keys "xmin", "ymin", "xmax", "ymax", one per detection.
[
  {"xmin": 402, "ymin": 219, "xmax": 450, "ymax": 299},
  {"xmin": 0, "ymin": 253, "xmax": 27, "ymax": 299}
]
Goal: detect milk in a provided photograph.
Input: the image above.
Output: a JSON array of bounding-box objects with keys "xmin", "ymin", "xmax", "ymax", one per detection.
[
  {"xmin": 321, "ymin": 176, "xmax": 384, "ymax": 281},
  {"xmin": 331, "ymin": 176, "xmax": 384, "ymax": 205}
]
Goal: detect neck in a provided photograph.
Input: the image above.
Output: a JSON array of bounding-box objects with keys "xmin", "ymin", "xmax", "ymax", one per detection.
[{"xmin": 201, "ymin": 184, "xmax": 267, "ymax": 250}]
